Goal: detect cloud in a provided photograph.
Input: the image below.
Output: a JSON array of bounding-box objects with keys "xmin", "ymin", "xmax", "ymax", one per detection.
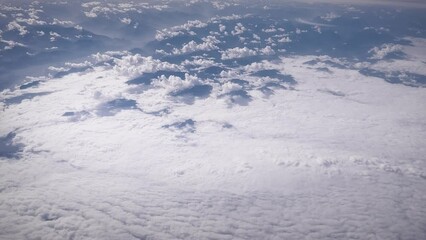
[
  {"xmin": 278, "ymin": 36, "xmax": 292, "ymax": 43},
  {"xmin": 368, "ymin": 43, "xmax": 403, "ymax": 60},
  {"xmin": 1, "ymin": 2, "xmax": 426, "ymax": 239},
  {"xmin": 259, "ymin": 46, "xmax": 275, "ymax": 55},
  {"xmin": 113, "ymin": 54, "xmax": 180, "ymax": 78},
  {"xmin": 221, "ymin": 47, "xmax": 257, "ymax": 60},
  {"xmin": 172, "ymin": 36, "xmax": 219, "ymax": 55},
  {"xmin": 156, "ymin": 20, "xmax": 208, "ymax": 41},
  {"xmin": 6, "ymin": 21, "xmax": 28, "ymax": 35},
  {"xmin": 320, "ymin": 12, "xmax": 341, "ymax": 22},
  {"xmin": 295, "ymin": 18, "xmax": 334, "ymax": 27},
  {"xmin": 1, "ymin": 39, "xmax": 27, "ymax": 50},
  {"xmin": 51, "ymin": 18, "xmax": 73, "ymax": 26},
  {"xmin": 153, "ymin": 73, "xmax": 201, "ymax": 94},
  {"xmin": 231, "ymin": 22, "xmax": 246, "ymax": 36},
  {"xmin": 120, "ymin": 17, "xmax": 132, "ymax": 24}
]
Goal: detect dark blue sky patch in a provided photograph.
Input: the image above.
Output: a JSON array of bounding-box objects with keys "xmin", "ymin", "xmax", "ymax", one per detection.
[
  {"xmin": 359, "ymin": 69, "xmax": 426, "ymax": 87},
  {"xmin": 163, "ymin": 119, "xmax": 196, "ymax": 133},
  {"xmin": 230, "ymin": 79, "xmax": 249, "ymax": 86},
  {"xmin": 172, "ymin": 85, "xmax": 213, "ymax": 98},
  {"xmin": 96, "ymin": 98, "xmax": 139, "ymax": 116},
  {"xmin": 19, "ymin": 81, "xmax": 41, "ymax": 90},
  {"xmin": 4, "ymin": 92, "xmax": 52, "ymax": 105},
  {"xmin": 53, "ymin": 66, "xmax": 92, "ymax": 79},
  {"xmin": 0, "ymin": 132, "xmax": 24, "ymax": 159},
  {"xmin": 62, "ymin": 111, "xmax": 91, "ymax": 121}
]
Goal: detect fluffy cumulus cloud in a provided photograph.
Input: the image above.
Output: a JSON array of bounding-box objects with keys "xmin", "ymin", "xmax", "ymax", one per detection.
[
  {"xmin": 120, "ymin": 17, "xmax": 132, "ymax": 24},
  {"xmin": 113, "ymin": 54, "xmax": 180, "ymax": 78},
  {"xmin": 6, "ymin": 21, "xmax": 28, "ymax": 35},
  {"xmin": 153, "ymin": 73, "xmax": 201, "ymax": 94},
  {"xmin": 231, "ymin": 22, "xmax": 246, "ymax": 35},
  {"xmin": 221, "ymin": 47, "xmax": 257, "ymax": 60},
  {"xmin": 368, "ymin": 43, "xmax": 403, "ymax": 59},
  {"xmin": 156, "ymin": 20, "xmax": 208, "ymax": 41},
  {"xmin": 172, "ymin": 36, "xmax": 219, "ymax": 55}
]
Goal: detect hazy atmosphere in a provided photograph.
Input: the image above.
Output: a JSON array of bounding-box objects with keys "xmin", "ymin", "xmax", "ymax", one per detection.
[{"xmin": 1, "ymin": 0, "xmax": 425, "ymax": 239}]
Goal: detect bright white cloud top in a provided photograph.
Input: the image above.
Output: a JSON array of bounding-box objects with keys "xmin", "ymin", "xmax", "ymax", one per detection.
[{"xmin": 0, "ymin": 0, "xmax": 426, "ymax": 239}]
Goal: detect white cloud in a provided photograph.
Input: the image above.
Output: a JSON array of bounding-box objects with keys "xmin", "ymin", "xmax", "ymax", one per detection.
[
  {"xmin": 92, "ymin": 51, "xmax": 128, "ymax": 64},
  {"xmin": 65, "ymin": 61, "xmax": 92, "ymax": 68},
  {"xmin": 113, "ymin": 54, "xmax": 180, "ymax": 78},
  {"xmin": 221, "ymin": 47, "xmax": 257, "ymax": 60},
  {"xmin": 16, "ymin": 17, "xmax": 46, "ymax": 25},
  {"xmin": 52, "ymin": 18, "xmax": 74, "ymax": 26},
  {"xmin": 220, "ymin": 81, "xmax": 243, "ymax": 95},
  {"xmin": 172, "ymin": 36, "xmax": 219, "ymax": 55},
  {"xmin": 263, "ymin": 27, "xmax": 277, "ymax": 33},
  {"xmin": 1, "ymin": 39, "xmax": 27, "ymax": 50},
  {"xmin": 259, "ymin": 46, "xmax": 276, "ymax": 55},
  {"xmin": 48, "ymin": 66, "xmax": 69, "ymax": 72},
  {"xmin": 320, "ymin": 12, "xmax": 341, "ymax": 22},
  {"xmin": 84, "ymin": 11, "xmax": 98, "ymax": 18},
  {"xmin": 7, "ymin": 21, "xmax": 28, "ymax": 36},
  {"xmin": 278, "ymin": 36, "xmax": 292, "ymax": 43},
  {"xmin": 120, "ymin": 18, "xmax": 132, "ymax": 24},
  {"xmin": 296, "ymin": 18, "xmax": 334, "ymax": 27},
  {"xmin": 81, "ymin": 2, "xmax": 101, "ymax": 8},
  {"xmin": 368, "ymin": 43, "xmax": 403, "ymax": 60},
  {"xmin": 153, "ymin": 73, "xmax": 201, "ymax": 94},
  {"xmin": 156, "ymin": 20, "xmax": 208, "ymax": 41},
  {"xmin": 49, "ymin": 31, "xmax": 61, "ymax": 42},
  {"xmin": 231, "ymin": 22, "xmax": 246, "ymax": 35}
]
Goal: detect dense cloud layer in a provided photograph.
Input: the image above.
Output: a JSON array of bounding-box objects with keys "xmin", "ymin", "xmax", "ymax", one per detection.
[{"xmin": 1, "ymin": 0, "xmax": 426, "ymax": 239}]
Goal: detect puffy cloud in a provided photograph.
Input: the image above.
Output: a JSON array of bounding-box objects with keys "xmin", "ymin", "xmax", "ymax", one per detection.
[
  {"xmin": 172, "ymin": 36, "xmax": 219, "ymax": 55},
  {"xmin": 259, "ymin": 46, "xmax": 275, "ymax": 55},
  {"xmin": 368, "ymin": 43, "xmax": 403, "ymax": 60},
  {"xmin": 65, "ymin": 61, "xmax": 92, "ymax": 68},
  {"xmin": 153, "ymin": 73, "xmax": 201, "ymax": 94},
  {"xmin": 156, "ymin": 20, "xmax": 208, "ymax": 41},
  {"xmin": 120, "ymin": 17, "xmax": 132, "ymax": 24},
  {"xmin": 278, "ymin": 36, "xmax": 292, "ymax": 43},
  {"xmin": 91, "ymin": 51, "xmax": 128, "ymax": 63},
  {"xmin": 181, "ymin": 57, "xmax": 216, "ymax": 68},
  {"xmin": 231, "ymin": 22, "xmax": 246, "ymax": 35},
  {"xmin": 52, "ymin": 18, "xmax": 74, "ymax": 26},
  {"xmin": 113, "ymin": 54, "xmax": 180, "ymax": 78},
  {"xmin": 221, "ymin": 47, "xmax": 257, "ymax": 60},
  {"xmin": 6, "ymin": 21, "xmax": 28, "ymax": 35},
  {"xmin": 49, "ymin": 31, "xmax": 61, "ymax": 42},
  {"xmin": 220, "ymin": 81, "xmax": 243, "ymax": 95},
  {"xmin": 84, "ymin": 11, "xmax": 97, "ymax": 18},
  {"xmin": 263, "ymin": 27, "xmax": 277, "ymax": 33},
  {"xmin": 16, "ymin": 17, "xmax": 46, "ymax": 25},
  {"xmin": 320, "ymin": 12, "xmax": 341, "ymax": 22}
]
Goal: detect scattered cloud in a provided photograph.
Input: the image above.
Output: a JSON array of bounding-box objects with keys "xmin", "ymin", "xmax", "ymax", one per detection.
[
  {"xmin": 221, "ymin": 47, "xmax": 257, "ymax": 60},
  {"xmin": 368, "ymin": 43, "xmax": 403, "ymax": 60}
]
